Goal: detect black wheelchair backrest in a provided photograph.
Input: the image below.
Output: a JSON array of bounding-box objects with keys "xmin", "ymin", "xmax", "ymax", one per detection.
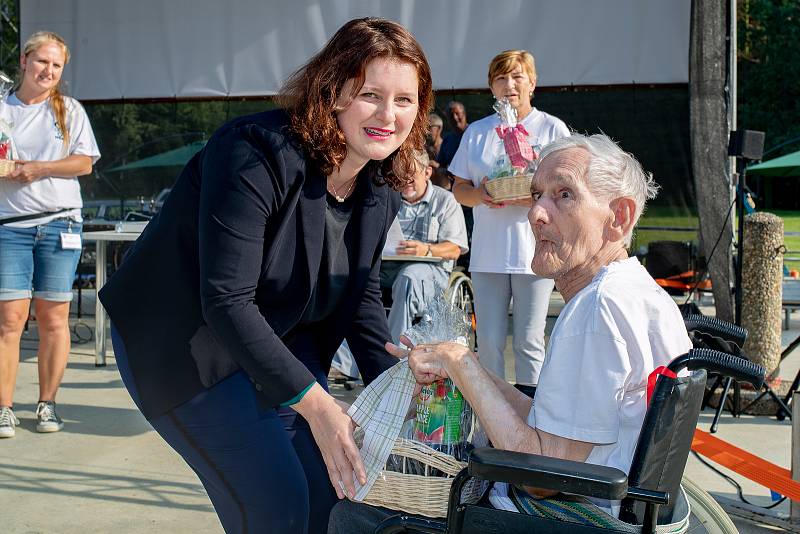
[
  {"xmin": 619, "ymin": 370, "xmax": 706, "ymax": 524},
  {"xmin": 620, "ymin": 348, "xmax": 764, "ymax": 525}
]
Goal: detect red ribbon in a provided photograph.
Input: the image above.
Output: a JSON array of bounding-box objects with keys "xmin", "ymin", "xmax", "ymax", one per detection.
[
  {"xmin": 495, "ymin": 123, "xmax": 534, "ymax": 169},
  {"xmin": 646, "ymin": 366, "xmax": 677, "ymax": 405},
  {"xmin": 496, "ymin": 123, "xmax": 530, "ymax": 138}
]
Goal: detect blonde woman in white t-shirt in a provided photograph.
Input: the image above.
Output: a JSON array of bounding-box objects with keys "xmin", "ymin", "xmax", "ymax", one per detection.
[
  {"xmin": 448, "ymin": 50, "xmax": 568, "ymax": 388},
  {"xmin": 0, "ymin": 32, "xmax": 100, "ymax": 438}
]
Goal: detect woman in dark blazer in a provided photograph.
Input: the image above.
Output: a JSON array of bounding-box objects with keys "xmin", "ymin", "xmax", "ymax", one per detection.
[{"xmin": 99, "ymin": 18, "xmax": 433, "ymax": 534}]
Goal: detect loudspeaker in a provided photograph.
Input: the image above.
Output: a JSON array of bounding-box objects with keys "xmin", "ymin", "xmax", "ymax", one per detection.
[
  {"xmin": 728, "ymin": 130, "xmax": 765, "ymax": 160},
  {"xmin": 645, "ymin": 241, "xmax": 693, "ymax": 279}
]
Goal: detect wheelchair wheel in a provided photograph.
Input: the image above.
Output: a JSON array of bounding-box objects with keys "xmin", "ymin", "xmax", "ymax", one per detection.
[
  {"xmin": 682, "ymin": 475, "xmax": 738, "ymax": 533},
  {"xmin": 446, "ymin": 271, "xmax": 477, "ymax": 351}
]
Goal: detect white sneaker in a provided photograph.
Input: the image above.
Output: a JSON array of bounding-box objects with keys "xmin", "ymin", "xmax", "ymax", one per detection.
[
  {"xmin": 36, "ymin": 401, "xmax": 63, "ymax": 433},
  {"xmin": 0, "ymin": 406, "xmax": 20, "ymax": 438}
]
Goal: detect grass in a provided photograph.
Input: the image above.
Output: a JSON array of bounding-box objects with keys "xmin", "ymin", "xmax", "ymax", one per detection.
[
  {"xmin": 769, "ymin": 210, "xmax": 800, "ymax": 274},
  {"xmin": 631, "ymin": 207, "xmax": 800, "ymax": 273}
]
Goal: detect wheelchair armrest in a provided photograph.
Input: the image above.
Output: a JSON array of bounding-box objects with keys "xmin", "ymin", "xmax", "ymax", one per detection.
[{"xmin": 467, "ymin": 447, "xmax": 629, "ymax": 501}]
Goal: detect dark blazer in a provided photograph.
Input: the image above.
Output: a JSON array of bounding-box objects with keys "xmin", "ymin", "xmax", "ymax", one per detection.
[{"xmin": 99, "ymin": 110, "xmax": 400, "ymax": 419}]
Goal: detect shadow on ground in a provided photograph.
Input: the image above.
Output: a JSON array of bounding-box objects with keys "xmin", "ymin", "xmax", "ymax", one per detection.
[
  {"xmin": 0, "ymin": 460, "xmax": 213, "ymax": 513},
  {"xmin": 11, "ymin": 402, "xmax": 151, "ymax": 437}
]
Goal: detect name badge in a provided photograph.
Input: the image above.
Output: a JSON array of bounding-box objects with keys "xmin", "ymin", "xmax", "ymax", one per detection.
[{"xmin": 60, "ymin": 232, "xmax": 82, "ymax": 250}]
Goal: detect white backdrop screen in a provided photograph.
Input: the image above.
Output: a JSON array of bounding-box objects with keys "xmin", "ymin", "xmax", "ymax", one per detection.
[{"xmin": 21, "ymin": 0, "xmax": 690, "ymax": 100}]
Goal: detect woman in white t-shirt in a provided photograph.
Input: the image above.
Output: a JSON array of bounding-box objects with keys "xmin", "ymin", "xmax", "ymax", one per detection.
[
  {"xmin": 449, "ymin": 50, "xmax": 568, "ymax": 387},
  {"xmin": 0, "ymin": 32, "xmax": 100, "ymax": 438}
]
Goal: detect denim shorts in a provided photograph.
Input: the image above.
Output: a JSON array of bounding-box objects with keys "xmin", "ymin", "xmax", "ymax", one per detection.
[{"xmin": 0, "ymin": 219, "xmax": 82, "ymax": 302}]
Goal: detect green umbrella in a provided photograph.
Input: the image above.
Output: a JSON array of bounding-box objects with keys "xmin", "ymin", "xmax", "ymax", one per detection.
[
  {"xmin": 747, "ymin": 149, "xmax": 800, "ymax": 177},
  {"xmin": 107, "ymin": 140, "xmax": 206, "ymax": 172}
]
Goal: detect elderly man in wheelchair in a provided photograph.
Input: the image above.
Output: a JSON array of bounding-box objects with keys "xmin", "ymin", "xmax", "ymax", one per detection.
[{"xmin": 328, "ymin": 134, "xmax": 764, "ymax": 534}]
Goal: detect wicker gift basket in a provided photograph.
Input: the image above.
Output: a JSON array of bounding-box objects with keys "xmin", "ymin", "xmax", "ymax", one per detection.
[
  {"xmin": 362, "ymin": 437, "xmax": 487, "ymax": 518},
  {"xmin": 484, "ymin": 173, "xmax": 534, "ymax": 202},
  {"xmin": 0, "ymin": 71, "xmax": 15, "ymax": 176},
  {"xmin": 0, "ymin": 159, "xmax": 15, "ymax": 177},
  {"xmin": 353, "ymin": 295, "xmax": 488, "ymax": 518},
  {"xmin": 482, "ymin": 97, "xmax": 541, "ymax": 202}
]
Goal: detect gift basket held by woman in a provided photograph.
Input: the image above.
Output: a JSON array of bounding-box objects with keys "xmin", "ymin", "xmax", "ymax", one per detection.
[
  {"xmin": 483, "ymin": 97, "xmax": 541, "ymax": 202},
  {"xmin": 0, "ymin": 72, "xmax": 15, "ymax": 176}
]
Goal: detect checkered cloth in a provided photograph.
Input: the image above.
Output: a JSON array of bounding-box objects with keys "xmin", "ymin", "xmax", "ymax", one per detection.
[
  {"xmin": 347, "ymin": 359, "xmax": 417, "ymax": 501},
  {"xmin": 495, "ymin": 123, "xmax": 534, "ymax": 169}
]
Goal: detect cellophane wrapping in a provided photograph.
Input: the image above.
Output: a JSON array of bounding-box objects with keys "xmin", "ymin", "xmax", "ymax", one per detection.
[
  {"xmin": 384, "ymin": 290, "xmax": 487, "ymax": 477},
  {"xmin": 488, "ymin": 97, "xmax": 539, "ymax": 180},
  {"xmin": 0, "ymin": 71, "xmax": 16, "ymax": 170}
]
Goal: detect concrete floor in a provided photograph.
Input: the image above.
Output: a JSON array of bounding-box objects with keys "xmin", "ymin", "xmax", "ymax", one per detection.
[{"xmin": 1, "ymin": 291, "xmax": 798, "ymax": 533}]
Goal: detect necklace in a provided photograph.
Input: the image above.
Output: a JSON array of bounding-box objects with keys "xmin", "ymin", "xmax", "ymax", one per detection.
[{"xmin": 327, "ymin": 176, "xmax": 357, "ymax": 202}]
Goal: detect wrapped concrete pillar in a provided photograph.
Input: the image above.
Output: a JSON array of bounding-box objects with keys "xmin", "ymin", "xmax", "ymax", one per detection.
[{"xmin": 741, "ymin": 212, "xmax": 784, "ymax": 376}]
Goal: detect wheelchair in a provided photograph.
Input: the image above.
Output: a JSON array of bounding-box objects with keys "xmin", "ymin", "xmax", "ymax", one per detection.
[
  {"xmin": 371, "ymin": 333, "xmax": 764, "ymax": 533},
  {"xmin": 444, "ymin": 270, "xmax": 476, "ymax": 350}
]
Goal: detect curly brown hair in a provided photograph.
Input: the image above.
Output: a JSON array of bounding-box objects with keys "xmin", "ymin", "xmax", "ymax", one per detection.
[{"xmin": 277, "ymin": 17, "xmax": 433, "ymax": 190}]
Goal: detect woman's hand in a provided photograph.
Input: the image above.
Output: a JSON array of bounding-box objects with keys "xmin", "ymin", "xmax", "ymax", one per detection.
[
  {"xmin": 291, "ymin": 384, "xmax": 366, "ymax": 499},
  {"xmin": 333, "ymin": 398, "xmax": 359, "ymax": 432},
  {"xmin": 480, "ymin": 177, "xmax": 506, "ymax": 209},
  {"xmin": 7, "ymin": 161, "xmax": 47, "ymax": 184},
  {"xmin": 505, "ymin": 196, "xmax": 533, "ymax": 207}
]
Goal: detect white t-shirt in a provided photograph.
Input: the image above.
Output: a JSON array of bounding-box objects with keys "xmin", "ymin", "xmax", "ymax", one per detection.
[
  {"xmin": 490, "ymin": 257, "xmax": 693, "ymax": 517},
  {"xmin": 448, "ymin": 108, "xmax": 569, "ymax": 274},
  {"xmin": 0, "ymin": 93, "xmax": 100, "ymax": 227}
]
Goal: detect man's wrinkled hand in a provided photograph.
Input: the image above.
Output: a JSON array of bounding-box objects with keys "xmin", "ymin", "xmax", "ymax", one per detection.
[{"xmin": 396, "ymin": 240, "xmax": 427, "ymax": 256}]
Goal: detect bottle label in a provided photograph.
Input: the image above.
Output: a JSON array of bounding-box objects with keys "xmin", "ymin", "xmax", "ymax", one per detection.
[{"xmin": 414, "ymin": 379, "xmax": 464, "ymax": 446}]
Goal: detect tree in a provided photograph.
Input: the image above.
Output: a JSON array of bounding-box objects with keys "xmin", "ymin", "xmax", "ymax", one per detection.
[
  {"xmin": 691, "ymin": 0, "xmax": 735, "ymax": 322},
  {"xmin": 738, "ymin": 0, "xmax": 800, "ymax": 156},
  {"xmin": 0, "ymin": 0, "xmax": 19, "ymax": 79}
]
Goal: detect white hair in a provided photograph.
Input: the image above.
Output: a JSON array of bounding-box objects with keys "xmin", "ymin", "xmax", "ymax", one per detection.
[
  {"xmin": 412, "ymin": 148, "xmax": 430, "ymax": 168},
  {"xmin": 538, "ymin": 133, "xmax": 659, "ymax": 246}
]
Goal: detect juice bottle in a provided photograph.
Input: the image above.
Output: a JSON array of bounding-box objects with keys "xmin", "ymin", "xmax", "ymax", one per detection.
[{"xmin": 414, "ymin": 378, "xmax": 465, "ymax": 449}]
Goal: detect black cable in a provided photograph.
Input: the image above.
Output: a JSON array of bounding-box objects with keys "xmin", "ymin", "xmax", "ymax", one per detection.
[
  {"xmin": 691, "ymin": 451, "xmax": 787, "ymax": 509},
  {"xmin": 19, "ymin": 321, "xmax": 94, "ymax": 346},
  {"xmin": 70, "ymin": 321, "xmax": 93, "ymax": 344},
  {"xmin": 683, "ymin": 195, "xmax": 738, "ymax": 307}
]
